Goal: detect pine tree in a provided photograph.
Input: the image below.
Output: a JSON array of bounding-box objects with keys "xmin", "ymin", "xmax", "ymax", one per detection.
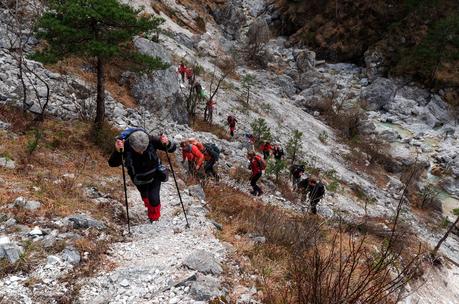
[
  {"xmin": 286, "ymin": 130, "xmax": 304, "ymax": 166},
  {"xmin": 266, "ymin": 159, "xmax": 287, "ymax": 182},
  {"xmin": 241, "ymin": 73, "xmax": 255, "ymax": 104},
  {"xmin": 250, "ymin": 118, "xmax": 272, "ymax": 146},
  {"xmin": 32, "ymin": 0, "xmax": 167, "ymax": 126}
]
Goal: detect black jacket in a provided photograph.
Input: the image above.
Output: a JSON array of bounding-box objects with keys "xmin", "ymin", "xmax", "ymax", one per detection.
[
  {"xmin": 298, "ymin": 178, "xmax": 325, "ymax": 203},
  {"xmin": 108, "ymin": 136, "xmax": 176, "ymax": 183}
]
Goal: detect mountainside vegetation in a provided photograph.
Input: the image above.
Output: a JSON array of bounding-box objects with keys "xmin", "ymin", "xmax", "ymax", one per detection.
[{"xmin": 274, "ymin": 0, "xmax": 459, "ymax": 91}]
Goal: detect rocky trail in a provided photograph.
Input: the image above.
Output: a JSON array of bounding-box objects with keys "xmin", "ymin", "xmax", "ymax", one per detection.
[
  {"xmin": 1, "ymin": 0, "xmax": 459, "ymax": 303},
  {"xmin": 77, "ymin": 182, "xmax": 230, "ymax": 304}
]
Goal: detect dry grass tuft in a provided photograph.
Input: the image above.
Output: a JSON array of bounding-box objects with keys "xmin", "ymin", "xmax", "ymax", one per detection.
[{"xmin": 191, "ymin": 118, "xmax": 230, "ymax": 140}]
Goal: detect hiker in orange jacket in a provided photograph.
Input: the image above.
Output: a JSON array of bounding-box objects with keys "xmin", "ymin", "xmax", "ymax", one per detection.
[
  {"xmin": 247, "ymin": 151, "xmax": 265, "ymax": 196},
  {"xmin": 181, "ymin": 141, "xmax": 205, "ymax": 174}
]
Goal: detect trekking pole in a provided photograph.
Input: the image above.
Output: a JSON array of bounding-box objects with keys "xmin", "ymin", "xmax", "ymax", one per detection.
[
  {"xmin": 120, "ymin": 151, "xmax": 131, "ymax": 235},
  {"xmin": 164, "ymin": 144, "xmax": 190, "ymax": 228}
]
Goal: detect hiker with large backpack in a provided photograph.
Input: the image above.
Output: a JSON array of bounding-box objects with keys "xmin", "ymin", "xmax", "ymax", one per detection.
[
  {"xmin": 297, "ymin": 176, "xmax": 325, "ymax": 214},
  {"xmin": 180, "ymin": 140, "xmax": 205, "ymax": 175},
  {"xmin": 290, "ymin": 164, "xmax": 305, "ymax": 189},
  {"xmin": 272, "ymin": 144, "xmax": 284, "ymax": 161},
  {"xmin": 108, "ymin": 129, "xmax": 176, "ymax": 222},
  {"xmin": 260, "ymin": 141, "xmax": 273, "ymax": 160},
  {"xmin": 247, "ymin": 151, "xmax": 265, "ymax": 196},
  {"xmin": 227, "ymin": 115, "xmax": 237, "ymax": 138},
  {"xmin": 202, "ymin": 143, "xmax": 220, "ymax": 180}
]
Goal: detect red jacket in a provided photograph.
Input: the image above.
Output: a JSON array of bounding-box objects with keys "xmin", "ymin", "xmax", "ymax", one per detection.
[
  {"xmin": 185, "ymin": 68, "xmax": 193, "ymax": 78},
  {"xmin": 260, "ymin": 143, "xmax": 273, "ymax": 152},
  {"xmin": 249, "ymin": 155, "xmax": 264, "ymax": 175},
  {"xmin": 183, "ymin": 144, "xmax": 204, "ymax": 168},
  {"xmin": 178, "ymin": 64, "xmax": 187, "ymax": 74}
]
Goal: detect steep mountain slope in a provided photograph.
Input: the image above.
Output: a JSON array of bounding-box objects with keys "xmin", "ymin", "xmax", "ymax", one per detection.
[
  {"xmin": 271, "ymin": 0, "xmax": 459, "ymax": 97},
  {"xmin": 0, "ymin": 0, "xmax": 459, "ymax": 303}
]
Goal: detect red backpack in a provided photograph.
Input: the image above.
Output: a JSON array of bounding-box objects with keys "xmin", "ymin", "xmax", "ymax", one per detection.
[{"xmin": 255, "ymin": 155, "xmax": 266, "ymax": 170}]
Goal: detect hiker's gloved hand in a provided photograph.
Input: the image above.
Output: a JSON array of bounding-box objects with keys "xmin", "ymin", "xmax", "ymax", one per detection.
[
  {"xmin": 160, "ymin": 135, "xmax": 169, "ymax": 146},
  {"xmin": 115, "ymin": 139, "xmax": 125, "ymax": 152}
]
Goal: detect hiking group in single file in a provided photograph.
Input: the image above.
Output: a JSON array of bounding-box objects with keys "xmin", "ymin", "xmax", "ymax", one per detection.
[{"xmin": 108, "ymin": 62, "xmax": 326, "ymax": 225}]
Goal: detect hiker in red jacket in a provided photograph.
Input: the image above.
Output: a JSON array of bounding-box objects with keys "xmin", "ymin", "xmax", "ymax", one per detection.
[
  {"xmin": 185, "ymin": 67, "xmax": 193, "ymax": 84},
  {"xmin": 227, "ymin": 115, "xmax": 237, "ymax": 138},
  {"xmin": 204, "ymin": 99, "xmax": 216, "ymax": 123},
  {"xmin": 247, "ymin": 151, "xmax": 265, "ymax": 196},
  {"xmin": 178, "ymin": 62, "xmax": 187, "ymax": 82},
  {"xmin": 180, "ymin": 141, "xmax": 205, "ymax": 174},
  {"xmin": 260, "ymin": 141, "xmax": 273, "ymax": 160}
]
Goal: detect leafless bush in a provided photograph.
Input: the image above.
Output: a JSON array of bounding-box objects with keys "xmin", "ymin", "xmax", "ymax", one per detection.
[
  {"xmin": 1, "ymin": 0, "xmax": 48, "ymax": 119},
  {"xmin": 246, "ymin": 18, "xmax": 270, "ymax": 63}
]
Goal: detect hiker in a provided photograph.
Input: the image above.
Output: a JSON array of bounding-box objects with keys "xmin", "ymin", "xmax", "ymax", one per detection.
[
  {"xmin": 244, "ymin": 133, "xmax": 256, "ymax": 150},
  {"xmin": 260, "ymin": 141, "xmax": 272, "ymax": 160},
  {"xmin": 204, "ymin": 99, "xmax": 216, "ymax": 123},
  {"xmin": 108, "ymin": 129, "xmax": 176, "ymax": 222},
  {"xmin": 185, "ymin": 67, "xmax": 193, "ymax": 84},
  {"xmin": 298, "ymin": 176, "xmax": 325, "ymax": 214},
  {"xmin": 177, "ymin": 62, "xmax": 187, "ymax": 82},
  {"xmin": 203, "ymin": 143, "xmax": 220, "ymax": 180},
  {"xmin": 180, "ymin": 140, "xmax": 205, "ymax": 175},
  {"xmin": 290, "ymin": 164, "xmax": 305, "ymax": 190},
  {"xmin": 272, "ymin": 144, "xmax": 284, "ymax": 161},
  {"xmin": 247, "ymin": 151, "xmax": 265, "ymax": 196},
  {"xmin": 193, "ymin": 80, "xmax": 202, "ymax": 96},
  {"xmin": 227, "ymin": 115, "xmax": 237, "ymax": 138}
]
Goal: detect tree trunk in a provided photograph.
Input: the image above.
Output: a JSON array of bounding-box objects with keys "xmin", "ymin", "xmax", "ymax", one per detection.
[
  {"xmin": 94, "ymin": 56, "xmax": 105, "ymax": 126},
  {"xmin": 432, "ymin": 215, "xmax": 459, "ymax": 257}
]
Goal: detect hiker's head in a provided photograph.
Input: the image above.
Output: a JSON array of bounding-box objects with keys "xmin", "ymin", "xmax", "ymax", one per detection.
[
  {"xmin": 129, "ymin": 131, "xmax": 149, "ymax": 154},
  {"xmin": 247, "ymin": 151, "xmax": 255, "ymax": 159},
  {"xmin": 309, "ymin": 176, "xmax": 318, "ymax": 187}
]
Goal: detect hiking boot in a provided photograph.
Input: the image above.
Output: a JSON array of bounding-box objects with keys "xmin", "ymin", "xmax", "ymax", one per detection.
[{"xmin": 257, "ymin": 190, "xmax": 263, "ymax": 196}]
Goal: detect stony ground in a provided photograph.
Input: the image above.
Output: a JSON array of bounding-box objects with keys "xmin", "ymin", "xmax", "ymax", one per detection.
[
  {"xmin": 77, "ymin": 182, "xmax": 230, "ymax": 304},
  {"xmin": 0, "ymin": 0, "xmax": 459, "ymax": 303}
]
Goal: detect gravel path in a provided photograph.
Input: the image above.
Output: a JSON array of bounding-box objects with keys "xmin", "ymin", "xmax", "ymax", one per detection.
[{"xmin": 77, "ymin": 181, "xmax": 228, "ymax": 304}]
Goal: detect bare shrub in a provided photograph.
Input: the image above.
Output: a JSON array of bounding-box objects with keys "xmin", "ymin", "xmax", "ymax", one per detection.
[{"xmin": 246, "ymin": 18, "xmax": 270, "ymax": 63}]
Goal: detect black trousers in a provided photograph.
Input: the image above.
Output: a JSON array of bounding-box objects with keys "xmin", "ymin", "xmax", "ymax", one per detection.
[
  {"xmin": 135, "ymin": 179, "xmax": 162, "ymax": 207},
  {"xmin": 262, "ymin": 151, "xmax": 269, "ymax": 160},
  {"xmin": 310, "ymin": 199, "xmax": 320, "ymax": 214},
  {"xmin": 250, "ymin": 173, "xmax": 262, "ymax": 195},
  {"xmin": 204, "ymin": 159, "xmax": 217, "ymax": 178}
]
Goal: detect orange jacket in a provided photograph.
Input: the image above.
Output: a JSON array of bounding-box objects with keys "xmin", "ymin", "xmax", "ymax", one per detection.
[{"xmin": 183, "ymin": 144, "xmax": 204, "ymax": 168}]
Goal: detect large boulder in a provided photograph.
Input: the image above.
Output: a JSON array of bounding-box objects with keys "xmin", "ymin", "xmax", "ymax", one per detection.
[
  {"xmin": 210, "ymin": 0, "xmax": 246, "ymax": 40},
  {"xmin": 275, "ymin": 74, "xmax": 297, "ymax": 98},
  {"xmin": 14, "ymin": 197, "xmax": 41, "ymax": 210},
  {"xmin": 129, "ymin": 40, "xmax": 188, "ymax": 124},
  {"xmin": 183, "ymin": 250, "xmax": 223, "ymax": 275},
  {"xmin": 361, "ymin": 78, "xmax": 397, "ymax": 111},
  {"xmin": 0, "ymin": 236, "xmax": 24, "ymax": 264},
  {"xmin": 190, "ymin": 274, "xmax": 224, "ymax": 301},
  {"xmin": 133, "ymin": 37, "xmax": 171, "ymax": 64},
  {"xmin": 66, "ymin": 214, "xmax": 105, "ymax": 230},
  {"xmin": 293, "ymin": 49, "xmax": 316, "ymax": 72},
  {"xmin": 426, "ymin": 95, "xmax": 451, "ymax": 125}
]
